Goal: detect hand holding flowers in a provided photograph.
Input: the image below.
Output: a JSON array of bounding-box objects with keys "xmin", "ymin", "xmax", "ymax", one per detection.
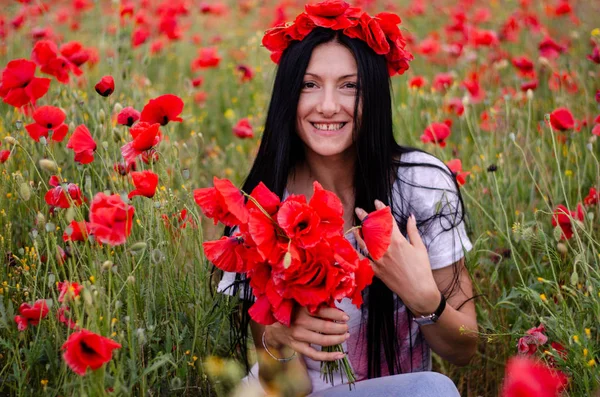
[{"xmin": 353, "ymin": 199, "xmax": 441, "ymax": 316}]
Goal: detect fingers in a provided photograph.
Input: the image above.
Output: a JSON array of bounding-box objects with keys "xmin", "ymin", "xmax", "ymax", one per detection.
[
  {"xmin": 297, "ymin": 307, "xmax": 349, "ymax": 335},
  {"xmin": 291, "ymin": 327, "xmax": 350, "ymax": 347},
  {"xmin": 354, "ymin": 206, "xmax": 368, "ymax": 221},
  {"xmin": 290, "ymin": 340, "xmax": 347, "ymax": 362},
  {"xmin": 405, "ymin": 213, "xmax": 425, "ymax": 249}
]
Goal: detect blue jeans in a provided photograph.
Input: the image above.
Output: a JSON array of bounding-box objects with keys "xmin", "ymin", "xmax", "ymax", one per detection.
[{"xmin": 306, "ymin": 372, "xmax": 461, "ymax": 397}]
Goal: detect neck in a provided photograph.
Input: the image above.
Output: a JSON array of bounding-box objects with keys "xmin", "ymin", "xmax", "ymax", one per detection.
[{"xmin": 294, "ymin": 147, "xmax": 356, "ymax": 205}]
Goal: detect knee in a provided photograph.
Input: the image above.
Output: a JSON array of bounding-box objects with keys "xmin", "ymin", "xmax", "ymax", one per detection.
[{"xmin": 418, "ymin": 372, "xmax": 460, "ymax": 396}]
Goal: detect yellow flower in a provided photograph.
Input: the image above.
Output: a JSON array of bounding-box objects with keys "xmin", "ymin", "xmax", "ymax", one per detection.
[
  {"xmin": 584, "ymin": 348, "xmax": 589, "ymax": 357},
  {"xmin": 564, "ymin": 169, "xmax": 573, "ymax": 177},
  {"xmin": 40, "ymin": 379, "xmax": 48, "ymax": 386},
  {"xmin": 89, "ymin": 275, "xmax": 95, "ymax": 284},
  {"xmin": 537, "ymin": 277, "xmax": 545, "ymax": 282},
  {"xmin": 573, "ymin": 335, "xmax": 580, "ymax": 344},
  {"xmin": 540, "ymin": 294, "xmax": 548, "ymax": 302},
  {"xmin": 592, "ymin": 28, "xmax": 600, "ymax": 37},
  {"xmin": 585, "ymin": 328, "xmax": 591, "ymax": 339},
  {"xmin": 588, "ymin": 359, "xmax": 596, "ymax": 367}
]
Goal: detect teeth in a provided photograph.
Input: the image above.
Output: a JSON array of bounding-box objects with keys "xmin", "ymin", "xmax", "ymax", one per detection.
[{"xmin": 313, "ymin": 123, "xmax": 345, "ymax": 131}]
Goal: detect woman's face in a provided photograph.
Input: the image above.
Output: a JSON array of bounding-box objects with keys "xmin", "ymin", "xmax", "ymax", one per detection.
[{"xmin": 296, "ymin": 41, "xmax": 360, "ymax": 159}]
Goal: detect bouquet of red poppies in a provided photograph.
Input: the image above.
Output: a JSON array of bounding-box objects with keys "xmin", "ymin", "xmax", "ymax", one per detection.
[{"xmin": 194, "ymin": 177, "xmax": 393, "ymax": 386}]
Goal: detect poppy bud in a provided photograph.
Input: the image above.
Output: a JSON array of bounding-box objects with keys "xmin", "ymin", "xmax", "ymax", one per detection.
[
  {"xmin": 95, "ymin": 75, "xmax": 115, "ymax": 97},
  {"xmin": 39, "ymin": 159, "xmax": 58, "ymax": 173},
  {"xmin": 4, "ymin": 136, "xmax": 17, "ymax": 145}
]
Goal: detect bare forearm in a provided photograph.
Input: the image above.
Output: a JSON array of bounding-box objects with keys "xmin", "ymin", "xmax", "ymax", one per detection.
[{"xmin": 415, "ymin": 303, "xmax": 478, "ymax": 366}]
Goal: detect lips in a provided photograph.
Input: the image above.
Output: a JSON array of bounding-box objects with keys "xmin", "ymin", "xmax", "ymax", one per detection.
[{"xmin": 310, "ymin": 122, "xmax": 347, "ymax": 131}]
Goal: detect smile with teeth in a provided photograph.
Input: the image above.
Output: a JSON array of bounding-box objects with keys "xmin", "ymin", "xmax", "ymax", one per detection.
[{"xmin": 311, "ymin": 122, "xmax": 347, "ymax": 131}]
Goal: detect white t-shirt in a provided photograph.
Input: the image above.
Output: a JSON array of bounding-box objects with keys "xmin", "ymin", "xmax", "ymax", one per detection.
[{"xmin": 217, "ymin": 150, "xmax": 473, "ymax": 392}]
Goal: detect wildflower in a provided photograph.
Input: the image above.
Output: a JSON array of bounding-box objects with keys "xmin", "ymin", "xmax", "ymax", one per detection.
[
  {"xmin": 420, "ymin": 120, "xmax": 452, "ymax": 147},
  {"xmin": 552, "ymin": 203, "xmax": 584, "ymax": 240},
  {"xmin": 63, "ymin": 220, "xmax": 90, "ymax": 242},
  {"xmin": 408, "ymin": 76, "xmax": 427, "ymax": 89},
  {"xmin": 66, "ymin": 124, "xmax": 97, "ymax": 164},
  {"xmin": 446, "ymin": 159, "xmax": 470, "ymax": 186},
  {"xmin": 44, "ymin": 176, "xmax": 84, "ymax": 209},
  {"xmin": 232, "ymin": 118, "xmax": 254, "ymax": 138},
  {"xmin": 236, "ymin": 64, "xmax": 254, "ymax": 82},
  {"xmin": 501, "ymin": 356, "xmax": 567, "ymax": 397},
  {"xmin": 191, "ymin": 47, "xmax": 221, "ymax": 70},
  {"xmin": 518, "ymin": 323, "xmax": 548, "ymax": 355},
  {"xmin": 117, "ymin": 107, "xmax": 141, "ymax": 127},
  {"xmin": 57, "ymin": 280, "xmax": 83, "ymax": 302},
  {"xmin": 0, "ymin": 149, "xmax": 10, "ymax": 163},
  {"xmin": 128, "ymin": 170, "xmax": 159, "ymax": 199},
  {"xmin": 61, "ymin": 329, "xmax": 121, "ymax": 376},
  {"xmin": 549, "ymin": 108, "xmax": 575, "ymax": 131},
  {"xmin": 139, "ymin": 94, "xmax": 183, "ymax": 126},
  {"xmin": 0, "ymin": 59, "xmax": 51, "ymax": 108},
  {"xmin": 120, "ymin": 122, "xmax": 162, "ymax": 163},
  {"xmin": 14, "ymin": 299, "xmax": 49, "ymax": 331},
  {"xmin": 584, "ymin": 187, "xmax": 599, "ymax": 206},
  {"xmin": 94, "ymin": 75, "xmax": 115, "ymax": 97},
  {"xmin": 88, "ymin": 192, "xmax": 135, "ymax": 246},
  {"xmin": 25, "ymin": 105, "xmax": 69, "ymax": 142},
  {"xmin": 194, "ymin": 177, "xmax": 249, "ymax": 226}
]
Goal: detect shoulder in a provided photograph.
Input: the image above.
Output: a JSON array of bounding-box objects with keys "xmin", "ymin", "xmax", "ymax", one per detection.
[{"xmin": 394, "ymin": 150, "xmax": 457, "ymax": 193}]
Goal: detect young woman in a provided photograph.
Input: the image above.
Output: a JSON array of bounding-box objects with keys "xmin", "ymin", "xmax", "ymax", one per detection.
[{"xmin": 218, "ymin": 2, "xmax": 478, "ymax": 395}]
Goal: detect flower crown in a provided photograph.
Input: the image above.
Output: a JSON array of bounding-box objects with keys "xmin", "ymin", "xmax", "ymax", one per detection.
[{"xmin": 261, "ymin": 0, "xmax": 414, "ymax": 76}]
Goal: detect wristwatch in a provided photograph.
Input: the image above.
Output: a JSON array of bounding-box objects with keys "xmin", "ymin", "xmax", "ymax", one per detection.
[{"xmin": 413, "ymin": 293, "xmax": 446, "ymax": 326}]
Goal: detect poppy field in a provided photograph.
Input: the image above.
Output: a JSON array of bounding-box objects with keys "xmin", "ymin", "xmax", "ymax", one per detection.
[{"xmin": 0, "ymin": 0, "xmax": 599, "ymax": 396}]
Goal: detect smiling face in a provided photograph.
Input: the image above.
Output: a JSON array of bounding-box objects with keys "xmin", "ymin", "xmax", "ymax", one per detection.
[{"xmin": 295, "ymin": 40, "xmax": 360, "ymax": 159}]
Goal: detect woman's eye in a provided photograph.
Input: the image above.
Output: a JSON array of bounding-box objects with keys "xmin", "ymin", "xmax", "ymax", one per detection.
[
  {"xmin": 344, "ymin": 82, "xmax": 358, "ymax": 89},
  {"xmin": 302, "ymin": 82, "xmax": 317, "ymax": 89}
]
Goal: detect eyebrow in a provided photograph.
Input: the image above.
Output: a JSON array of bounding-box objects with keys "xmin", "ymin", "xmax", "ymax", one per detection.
[{"xmin": 304, "ymin": 72, "xmax": 357, "ymax": 79}]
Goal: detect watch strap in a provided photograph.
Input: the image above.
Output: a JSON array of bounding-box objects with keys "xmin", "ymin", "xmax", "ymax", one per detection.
[{"xmin": 413, "ymin": 293, "xmax": 446, "ymax": 326}]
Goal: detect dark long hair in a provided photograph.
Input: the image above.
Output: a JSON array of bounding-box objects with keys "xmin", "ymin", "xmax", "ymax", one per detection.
[{"xmin": 224, "ymin": 27, "xmax": 472, "ymax": 378}]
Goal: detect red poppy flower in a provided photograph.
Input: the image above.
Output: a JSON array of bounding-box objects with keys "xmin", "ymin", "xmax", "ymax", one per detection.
[
  {"xmin": 444, "ymin": 98, "xmax": 464, "ymax": 116},
  {"xmin": 14, "ymin": 299, "xmax": 49, "ymax": 331},
  {"xmin": 62, "ymin": 329, "xmax": 122, "ymax": 376},
  {"xmin": 120, "ymin": 121, "xmax": 162, "ymax": 163},
  {"xmin": 352, "ymin": 257, "xmax": 374, "ymax": 306},
  {"xmin": 0, "ymin": 59, "xmax": 51, "ymax": 108},
  {"xmin": 308, "ymin": 181, "xmax": 344, "ymax": 238},
  {"xmin": 132, "ymin": 27, "xmax": 150, "ymax": 47},
  {"xmin": 520, "ymin": 79, "xmax": 538, "ymax": 92},
  {"xmin": 0, "ymin": 150, "xmax": 10, "ymax": 163},
  {"xmin": 139, "ymin": 94, "xmax": 183, "ymax": 126},
  {"xmin": 45, "ymin": 176, "xmax": 84, "ymax": 208},
  {"xmin": 232, "ymin": 118, "xmax": 253, "ymax": 138},
  {"xmin": 552, "ymin": 203, "xmax": 584, "ymax": 240},
  {"xmin": 25, "ymin": 105, "xmax": 69, "ymax": 142},
  {"xmin": 587, "ymin": 45, "xmax": 600, "ymax": 64},
  {"xmin": 408, "ymin": 76, "xmax": 427, "ymax": 89},
  {"xmin": 88, "ymin": 192, "xmax": 135, "ymax": 246},
  {"xmin": 248, "ymin": 294, "xmax": 277, "ymax": 325},
  {"xmin": 584, "ymin": 187, "xmax": 599, "ymax": 206},
  {"xmin": 203, "ymin": 235, "xmax": 252, "ymax": 273},
  {"xmin": 193, "ymin": 177, "xmax": 249, "ymax": 226},
  {"xmin": 596, "ymin": 90, "xmax": 600, "ymax": 104},
  {"xmin": 191, "ymin": 76, "xmax": 204, "ymax": 87},
  {"xmin": 58, "ymin": 280, "xmax": 83, "ymax": 303},
  {"xmin": 236, "ymin": 64, "xmax": 254, "ymax": 82},
  {"xmin": 63, "ymin": 220, "xmax": 90, "ymax": 242},
  {"xmin": 57, "ymin": 306, "xmax": 79, "ymax": 330},
  {"xmin": 433, "ymin": 72, "xmax": 453, "ymax": 92},
  {"xmin": 511, "ymin": 56, "xmax": 535, "ymax": 77},
  {"xmin": 538, "ymin": 36, "xmax": 566, "ymax": 59},
  {"xmin": 549, "ymin": 107, "xmax": 575, "ymax": 131},
  {"xmin": 128, "ymin": 170, "xmax": 159, "ymax": 199},
  {"xmin": 360, "ymin": 205, "xmax": 393, "ymax": 260},
  {"xmin": 67, "ymin": 124, "xmax": 96, "ymax": 164},
  {"xmin": 94, "ymin": 75, "xmax": 114, "ymax": 97},
  {"xmin": 501, "ymin": 356, "xmax": 567, "ymax": 397},
  {"xmin": 191, "ymin": 47, "xmax": 221, "ymax": 70},
  {"xmin": 420, "ymin": 121, "xmax": 452, "ymax": 147},
  {"xmin": 446, "ymin": 159, "xmax": 470, "ymax": 186},
  {"xmin": 116, "ymin": 106, "xmax": 140, "ymax": 127},
  {"xmin": 278, "ymin": 197, "xmax": 322, "ymax": 248},
  {"xmin": 517, "ymin": 323, "xmax": 548, "ymax": 355},
  {"xmin": 31, "ymin": 40, "xmax": 72, "ymax": 83},
  {"xmin": 59, "ymin": 41, "xmax": 90, "ymax": 69}
]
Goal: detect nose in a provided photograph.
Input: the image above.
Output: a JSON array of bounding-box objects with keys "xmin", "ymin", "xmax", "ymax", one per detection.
[{"xmin": 315, "ymin": 86, "xmax": 341, "ymax": 117}]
